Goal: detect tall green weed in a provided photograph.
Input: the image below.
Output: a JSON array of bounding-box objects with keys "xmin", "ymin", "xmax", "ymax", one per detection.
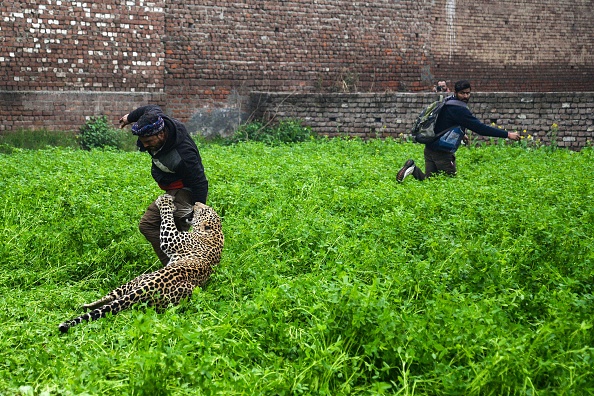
[{"xmin": 0, "ymin": 128, "xmax": 78, "ymax": 151}]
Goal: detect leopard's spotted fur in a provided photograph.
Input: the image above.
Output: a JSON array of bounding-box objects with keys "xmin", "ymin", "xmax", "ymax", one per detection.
[{"xmin": 58, "ymin": 194, "xmax": 224, "ymax": 333}]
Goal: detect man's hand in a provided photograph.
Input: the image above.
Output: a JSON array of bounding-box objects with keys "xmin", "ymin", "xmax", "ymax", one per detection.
[
  {"xmin": 507, "ymin": 131, "xmax": 520, "ymax": 141},
  {"xmin": 119, "ymin": 114, "xmax": 130, "ymax": 129}
]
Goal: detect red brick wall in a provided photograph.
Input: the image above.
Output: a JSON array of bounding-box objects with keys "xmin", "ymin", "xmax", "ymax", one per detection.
[
  {"xmin": 1, "ymin": 1, "xmax": 165, "ymax": 92},
  {"xmin": 1, "ymin": 0, "xmax": 592, "ymax": 134},
  {"xmin": 428, "ymin": 0, "xmax": 594, "ymax": 92},
  {"xmin": 0, "ymin": 91, "xmax": 164, "ymax": 132}
]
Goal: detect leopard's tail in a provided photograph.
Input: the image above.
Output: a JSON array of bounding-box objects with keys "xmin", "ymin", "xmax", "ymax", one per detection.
[{"xmin": 58, "ymin": 294, "xmax": 138, "ymax": 333}]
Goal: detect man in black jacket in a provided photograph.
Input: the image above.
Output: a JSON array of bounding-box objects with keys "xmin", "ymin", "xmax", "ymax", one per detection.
[
  {"xmin": 119, "ymin": 105, "xmax": 208, "ymax": 265},
  {"xmin": 397, "ymin": 80, "xmax": 520, "ymax": 182}
]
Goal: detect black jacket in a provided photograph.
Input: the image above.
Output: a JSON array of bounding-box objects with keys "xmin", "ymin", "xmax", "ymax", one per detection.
[
  {"xmin": 127, "ymin": 105, "xmax": 208, "ymax": 204},
  {"xmin": 434, "ymin": 96, "xmax": 509, "ymax": 139}
]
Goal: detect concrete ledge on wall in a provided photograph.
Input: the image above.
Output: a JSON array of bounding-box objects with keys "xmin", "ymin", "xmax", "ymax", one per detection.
[
  {"xmin": 0, "ymin": 91, "xmax": 166, "ymax": 133},
  {"xmin": 185, "ymin": 107, "xmax": 249, "ymax": 139},
  {"xmin": 248, "ymin": 91, "xmax": 594, "ymax": 150},
  {"xmin": 162, "ymin": 88, "xmax": 251, "ymax": 138}
]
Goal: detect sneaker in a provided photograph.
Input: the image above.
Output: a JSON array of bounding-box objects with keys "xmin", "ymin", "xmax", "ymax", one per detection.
[{"xmin": 397, "ymin": 159, "xmax": 415, "ymax": 182}]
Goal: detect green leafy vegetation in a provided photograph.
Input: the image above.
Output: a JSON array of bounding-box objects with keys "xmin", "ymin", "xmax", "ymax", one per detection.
[
  {"xmin": 226, "ymin": 119, "xmax": 317, "ymax": 145},
  {"xmin": 0, "ymin": 139, "xmax": 593, "ymax": 394},
  {"xmin": 78, "ymin": 115, "xmax": 138, "ymax": 151}
]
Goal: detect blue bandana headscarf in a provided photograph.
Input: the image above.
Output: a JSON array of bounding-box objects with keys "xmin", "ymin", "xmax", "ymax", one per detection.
[{"xmin": 131, "ymin": 116, "xmax": 165, "ymax": 136}]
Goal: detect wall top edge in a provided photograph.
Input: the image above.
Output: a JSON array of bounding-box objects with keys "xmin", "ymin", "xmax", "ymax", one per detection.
[
  {"xmin": 0, "ymin": 90, "xmax": 164, "ymax": 96},
  {"xmin": 250, "ymin": 91, "xmax": 594, "ymax": 96}
]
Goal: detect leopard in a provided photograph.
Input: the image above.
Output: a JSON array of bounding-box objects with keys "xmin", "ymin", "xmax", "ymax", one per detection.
[{"xmin": 58, "ymin": 193, "xmax": 224, "ymax": 333}]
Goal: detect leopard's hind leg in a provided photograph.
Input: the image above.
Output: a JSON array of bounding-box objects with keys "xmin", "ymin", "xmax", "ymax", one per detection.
[{"xmin": 82, "ymin": 295, "xmax": 115, "ymax": 310}]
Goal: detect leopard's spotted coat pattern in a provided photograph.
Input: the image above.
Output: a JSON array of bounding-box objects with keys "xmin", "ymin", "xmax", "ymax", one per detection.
[{"xmin": 58, "ymin": 194, "xmax": 224, "ymax": 333}]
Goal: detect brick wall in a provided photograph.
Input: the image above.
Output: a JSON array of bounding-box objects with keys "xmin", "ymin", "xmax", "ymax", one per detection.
[
  {"xmin": 249, "ymin": 92, "xmax": 594, "ymax": 150},
  {"xmin": 0, "ymin": 91, "xmax": 164, "ymax": 132},
  {"xmin": 1, "ymin": 1, "xmax": 165, "ymax": 92},
  {"xmin": 1, "ymin": 0, "xmax": 593, "ymax": 136}
]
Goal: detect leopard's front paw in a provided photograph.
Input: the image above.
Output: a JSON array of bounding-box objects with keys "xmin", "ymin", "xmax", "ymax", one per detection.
[{"xmin": 155, "ymin": 194, "xmax": 175, "ymax": 209}]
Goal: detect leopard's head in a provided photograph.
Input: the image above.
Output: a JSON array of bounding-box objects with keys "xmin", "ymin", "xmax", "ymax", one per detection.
[{"xmin": 191, "ymin": 202, "xmax": 223, "ymax": 236}]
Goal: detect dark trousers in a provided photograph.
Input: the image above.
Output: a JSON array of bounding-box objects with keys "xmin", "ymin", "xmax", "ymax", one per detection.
[
  {"xmin": 139, "ymin": 188, "xmax": 194, "ymax": 266},
  {"xmin": 412, "ymin": 146, "xmax": 457, "ymax": 180}
]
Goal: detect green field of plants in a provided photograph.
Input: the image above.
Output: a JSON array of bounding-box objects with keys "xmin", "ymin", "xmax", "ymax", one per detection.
[{"xmin": 1, "ymin": 138, "xmax": 593, "ymax": 395}]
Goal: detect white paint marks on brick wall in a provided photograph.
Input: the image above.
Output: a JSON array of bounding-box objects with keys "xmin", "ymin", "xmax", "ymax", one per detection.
[{"xmin": 446, "ymin": 0, "xmax": 456, "ymax": 60}]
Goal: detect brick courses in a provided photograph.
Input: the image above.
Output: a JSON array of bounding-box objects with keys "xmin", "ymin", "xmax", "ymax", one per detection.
[
  {"xmin": 1, "ymin": 1, "xmax": 165, "ymax": 92},
  {"xmin": 0, "ymin": 91, "xmax": 165, "ymax": 132},
  {"xmin": 0, "ymin": 0, "xmax": 593, "ymax": 145},
  {"xmin": 249, "ymin": 92, "xmax": 594, "ymax": 150}
]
